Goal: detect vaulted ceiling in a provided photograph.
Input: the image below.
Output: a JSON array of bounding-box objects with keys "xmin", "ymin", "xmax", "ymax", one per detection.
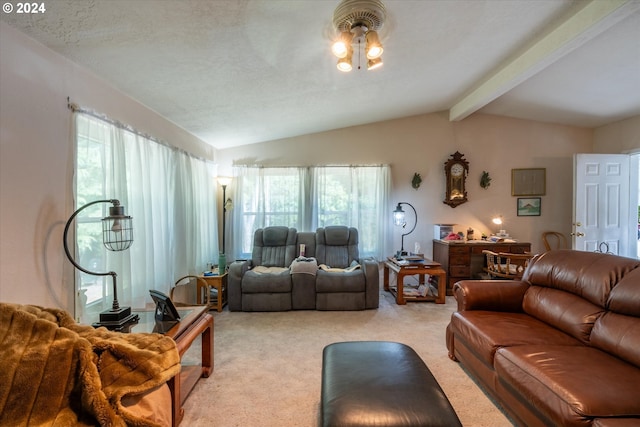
[{"xmin": 3, "ymin": 0, "xmax": 639, "ymax": 149}]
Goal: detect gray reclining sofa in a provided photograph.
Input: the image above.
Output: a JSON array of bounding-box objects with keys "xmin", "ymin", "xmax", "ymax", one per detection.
[{"xmin": 228, "ymin": 226, "xmax": 379, "ymax": 311}]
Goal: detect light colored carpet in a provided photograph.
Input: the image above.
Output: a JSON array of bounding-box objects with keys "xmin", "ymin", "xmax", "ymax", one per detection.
[{"xmin": 180, "ymin": 291, "xmax": 513, "ymax": 427}]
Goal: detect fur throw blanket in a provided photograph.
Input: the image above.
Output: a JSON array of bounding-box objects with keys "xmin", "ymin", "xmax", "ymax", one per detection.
[{"xmin": 0, "ymin": 303, "xmax": 180, "ymax": 426}]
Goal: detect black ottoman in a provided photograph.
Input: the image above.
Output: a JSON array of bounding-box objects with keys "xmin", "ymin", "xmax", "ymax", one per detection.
[{"xmin": 321, "ymin": 341, "xmax": 462, "ymax": 427}]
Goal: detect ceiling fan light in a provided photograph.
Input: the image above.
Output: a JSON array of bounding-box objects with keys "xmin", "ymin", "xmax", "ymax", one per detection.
[
  {"xmin": 332, "ymin": 31, "xmax": 353, "ymax": 58},
  {"xmin": 332, "ymin": 41, "xmax": 348, "ymax": 58},
  {"xmin": 367, "ymin": 57, "xmax": 383, "ymax": 70},
  {"xmin": 337, "ymin": 57, "xmax": 353, "ymax": 72},
  {"xmin": 330, "ymin": 0, "xmax": 387, "ymax": 71},
  {"xmin": 337, "ymin": 46, "xmax": 353, "ymax": 72},
  {"xmin": 365, "ymin": 30, "xmax": 383, "ymax": 59}
]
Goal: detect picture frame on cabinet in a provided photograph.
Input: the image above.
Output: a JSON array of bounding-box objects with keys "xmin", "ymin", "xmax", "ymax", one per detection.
[{"xmin": 517, "ymin": 197, "xmax": 541, "ymax": 216}]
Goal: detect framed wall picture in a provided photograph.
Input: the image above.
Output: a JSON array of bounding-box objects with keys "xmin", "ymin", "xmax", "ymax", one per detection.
[
  {"xmin": 512, "ymin": 168, "xmax": 546, "ymax": 196},
  {"xmin": 517, "ymin": 197, "xmax": 541, "ymax": 216}
]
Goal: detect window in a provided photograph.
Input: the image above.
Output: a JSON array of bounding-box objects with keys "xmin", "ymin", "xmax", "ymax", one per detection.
[
  {"xmin": 313, "ymin": 167, "xmax": 388, "ymax": 257},
  {"xmin": 74, "ymin": 112, "xmax": 217, "ymax": 323},
  {"xmin": 232, "ymin": 165, "xmax": 390, "ymax": 260},
  {"xmin": 235, "ymin": 167, "xmax": 306, "ymax": 255},
  {"xmin": 75, "ymin": 116, "xmax": 113, "ymax": 312}
]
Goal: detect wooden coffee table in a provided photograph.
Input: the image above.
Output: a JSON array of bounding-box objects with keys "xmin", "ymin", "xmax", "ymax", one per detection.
[
  {"xmin": 129, "ymin": 306, "xmax": 213, "ymax": 426},
  {"xmin": 383, "ymin": 257, "xmax": 447, "ymax": 305}
]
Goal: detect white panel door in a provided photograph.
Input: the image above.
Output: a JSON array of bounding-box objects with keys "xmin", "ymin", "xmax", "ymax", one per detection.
[{"xmin": 573, "ymin": 154, "xmax": 631, "ymax": 256}]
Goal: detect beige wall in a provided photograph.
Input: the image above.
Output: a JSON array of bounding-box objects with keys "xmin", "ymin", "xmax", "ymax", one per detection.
[
  {"xmin": 218, "ymin": 113, "xmax": 593, "ymax": 258},
  {"xmin": 0, "ymin": 23, "xmax": 213, "ymax": 311},
  {"xmin": 6, "ymin": 20, "xmax": 634, "ymax": 312},
  {"xmin": 593, "ymin": 115, "xmax": 640, "ymax": 153}
]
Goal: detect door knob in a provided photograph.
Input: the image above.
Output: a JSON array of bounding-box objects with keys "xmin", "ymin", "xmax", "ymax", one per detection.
[{"xmin": 570, "ymin": 232, "xmax": 585, "ymax": 237}]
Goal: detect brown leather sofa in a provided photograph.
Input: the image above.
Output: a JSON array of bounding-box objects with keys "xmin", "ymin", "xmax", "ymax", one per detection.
[{"xmin": 446, "ymin": 249, "xmax": 640, "ymax": 427}]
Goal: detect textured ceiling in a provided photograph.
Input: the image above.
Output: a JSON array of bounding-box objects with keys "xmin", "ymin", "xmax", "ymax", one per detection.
[{"xmin": 2, "ymin": 0, "xmax": 640, "ymax": 149}]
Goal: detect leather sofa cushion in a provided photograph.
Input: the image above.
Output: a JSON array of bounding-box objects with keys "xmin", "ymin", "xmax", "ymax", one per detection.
[
  {"xmin": 242, "ymin": 269, "xmax": 292, "ymax": 293},
  {"xmin": 591, "ymin": 312, "xmax": 640, "ymax": 368},
  {"xmin": 450, "ymin": 311, "xmax": 581, "ymax": 367},
  {"xmin": 523, "ymin": 250, "xmax": 640, "ymax": 308},
  {"xmin": 316, "ymin": 270, "xmax": 365, "ymax": 293},
  {"xmin": 495, "ymin": 345, "xmax": 640, "ymax": 423},
  {"xmin": 593, "ymin": 418, "xmax": 640, "ymax": 427},
  {"xmin": 523, "ymin": 285, "xmax": 605, "ymax": 344},
  {"xmin": 608, "ymin": 268, "xmax": 640, "ymax": 316}
]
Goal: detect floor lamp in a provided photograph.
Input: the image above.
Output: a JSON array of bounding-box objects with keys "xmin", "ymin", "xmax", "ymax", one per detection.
[
  {"xmin": 63, "ymin": 199, "xmax": 138, "ymax": 329},
  {"xmin": 393, "ymin": 202, "xmax": 417, "ymax": 257},
  {"xmin": 217, "ymin": 176, "xmax": 232, "ymax": 262}
]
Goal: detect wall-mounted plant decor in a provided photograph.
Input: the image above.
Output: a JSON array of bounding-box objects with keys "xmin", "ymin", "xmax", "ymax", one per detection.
[
  {"xmin": 480, "ymin": 171, "xmax": 491, "ymax": 189},
  {"xmin": 412, "ymin": 172, "xmax": 422, "ymax": 189}
]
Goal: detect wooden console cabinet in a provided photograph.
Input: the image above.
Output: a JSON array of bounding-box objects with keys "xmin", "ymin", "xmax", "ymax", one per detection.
[{"xmin": 432, "ymin": 239, "xmax": 531, "ymax": 293}]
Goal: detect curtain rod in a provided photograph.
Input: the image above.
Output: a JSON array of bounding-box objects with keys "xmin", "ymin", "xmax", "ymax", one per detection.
[
  {"xmin": 233, "ymin": 164, "xmax": 389, "ymax": 169},
  {"xmin": 67, "ymin": 97, "xmax": 213, "ymax": 165}
]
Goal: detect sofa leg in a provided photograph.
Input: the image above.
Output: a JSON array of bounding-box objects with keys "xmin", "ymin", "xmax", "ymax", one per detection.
[{"xmin": 446, "ymin": 324, "xmax": 458, "ymax": 361}]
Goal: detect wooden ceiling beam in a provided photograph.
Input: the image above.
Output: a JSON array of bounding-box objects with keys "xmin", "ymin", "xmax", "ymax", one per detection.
[{"xmin": 449, "ymin": 0, "xmax": 640, "ymax": 122}]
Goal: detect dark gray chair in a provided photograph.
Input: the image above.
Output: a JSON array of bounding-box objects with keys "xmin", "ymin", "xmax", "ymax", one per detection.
[
  {"xmin": 228, "ymin": 226, "xmax": 297, "ymax": 311},
  {"xmin": 315, "ymin": 226, "xmax": 379, "ymax": 310}
]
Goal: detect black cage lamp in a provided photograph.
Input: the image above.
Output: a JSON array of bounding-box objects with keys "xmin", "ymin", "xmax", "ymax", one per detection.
[
  {"xmin": 393, "ymin": 202, "xmax": 417, "ymax": 257},
  {"xmin": 63, "ymin": 199, "xmax": 138, "ymax": 329}
]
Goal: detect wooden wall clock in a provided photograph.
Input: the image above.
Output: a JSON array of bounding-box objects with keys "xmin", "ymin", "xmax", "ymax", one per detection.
[{"xmin": 443, "ymin": 151, "xmax": 469, "ymax": 208}]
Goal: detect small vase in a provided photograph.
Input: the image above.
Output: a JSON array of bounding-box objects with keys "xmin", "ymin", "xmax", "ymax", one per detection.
[{"xmin": 218, "ymin": 253, "xmax": 226, "ymax": 274}]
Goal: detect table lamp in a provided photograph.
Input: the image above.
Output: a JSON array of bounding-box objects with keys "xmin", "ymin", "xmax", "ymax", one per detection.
[
  {"xmin": 492, "ymin": 216, "xmax": 506, "ymax": 237},
  {"xmin": 393, "ymin": 202, "xmax": 417, "ymax": 257},
  {"xmin": 63, "ymin": 199, "xmax": 138, "ymax": 328}
]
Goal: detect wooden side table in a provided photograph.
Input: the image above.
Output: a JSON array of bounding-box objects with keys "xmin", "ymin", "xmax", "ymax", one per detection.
[
  {"xmin": 198, "ymin": 273, "xmax": 228, "ymax": 312},
  {"xmin": 383, "ymin": 258, "xmax": 447, "ymax": 305},
  {"xmin": 128, "ymin": 306, "xmax": 213, "ymax": 427}
]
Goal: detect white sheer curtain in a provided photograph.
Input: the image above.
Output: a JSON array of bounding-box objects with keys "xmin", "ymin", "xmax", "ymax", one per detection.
[
  {"xmin": 173, "ymin": 154, "xmax": 218, "ymax": 276},
  {"xmin": 73, "ymin": 112, "xmax": 217, "ymax": 322},
  {"xmin": 232, "ymin": 166, "xmax": 308, "ymax": 259},
  {"xmin": 111, "ymin": 130, "xmax": 176, "ymax": 310},
  {"xmin": 311, "ymin": 165, "xmax": 391, "ymax": 259},
  {"xmin": 230, "ymin": 165, "xmax": 390, "ymax": 261}
]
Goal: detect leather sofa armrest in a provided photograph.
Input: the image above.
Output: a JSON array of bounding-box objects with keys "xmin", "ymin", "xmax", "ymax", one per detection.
[
  {"xmin": 453, "ymin": 280, "xmax": 528, "ymax": 312},
  {"xmin": 228, "ymin": 260, "xmax": 251, "ymax": 311},
  {"xmin": 361, "ymin": 257, "xmax": 380, "ymax": 309}
]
